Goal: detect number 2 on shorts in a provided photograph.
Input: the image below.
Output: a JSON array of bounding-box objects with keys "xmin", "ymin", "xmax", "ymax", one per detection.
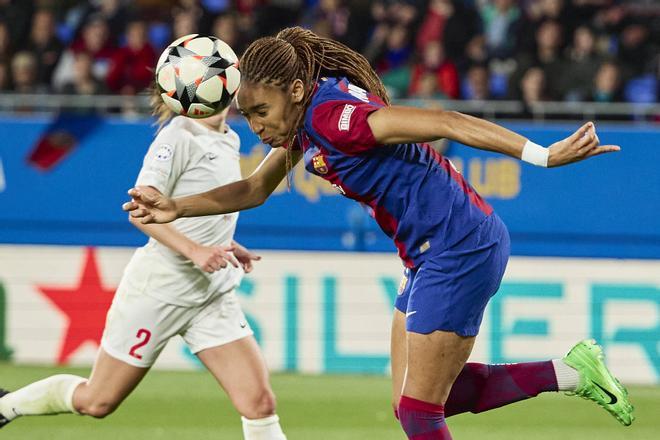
[{"xmin": 129, "ymin": 328, "xmax": 152, "ymax": 360}]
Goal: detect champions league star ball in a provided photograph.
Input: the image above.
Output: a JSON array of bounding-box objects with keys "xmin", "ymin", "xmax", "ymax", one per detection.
[{"xmin": 155, "ymin": 34, "xmax": 240, "ymax": 118}]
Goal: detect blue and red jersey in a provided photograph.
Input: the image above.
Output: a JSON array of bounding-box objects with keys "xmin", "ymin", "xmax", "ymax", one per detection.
[{"xmin": 298, "ymin": 77, "xmax": 493, "ymax": 268}]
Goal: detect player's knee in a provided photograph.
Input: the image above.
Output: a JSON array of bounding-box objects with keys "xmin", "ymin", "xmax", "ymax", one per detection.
[{"xmin": 236, "ymin": 388, "xmax": 277, "ymax": 420}]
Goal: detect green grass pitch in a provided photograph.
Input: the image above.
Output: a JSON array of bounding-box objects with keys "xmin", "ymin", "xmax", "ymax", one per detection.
[{"xmin": 0, "ymin": 364, "xmax": 657, "ymax": 439}]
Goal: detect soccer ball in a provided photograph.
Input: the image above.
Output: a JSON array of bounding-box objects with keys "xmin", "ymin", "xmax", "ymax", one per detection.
[{"xmin": 155, "ymin": 34, "xmax": 240, "ymax": 118}]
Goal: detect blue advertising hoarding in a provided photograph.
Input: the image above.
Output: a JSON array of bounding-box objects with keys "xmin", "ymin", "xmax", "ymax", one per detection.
[{"xmin": 0, "ymin": 115, "xmax": 658, "ymax": 259}]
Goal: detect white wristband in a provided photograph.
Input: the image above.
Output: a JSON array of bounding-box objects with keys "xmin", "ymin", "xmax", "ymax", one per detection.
[{"xmin": 521, "ymin": 140, "xmax": 549, "ymax": 167}]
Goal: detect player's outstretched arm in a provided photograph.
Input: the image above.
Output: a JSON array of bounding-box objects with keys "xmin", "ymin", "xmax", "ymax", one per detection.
[
  {"xmin": 129, "ymin": 213, "xmax": 239, "ymax": 273},
  {"xmin": 123, "ymin": 148, "xmax": 301, "ymax": 223},
  {"xmin": 367, "ymin": 106, "xmax": 620, "ymax": 167}
]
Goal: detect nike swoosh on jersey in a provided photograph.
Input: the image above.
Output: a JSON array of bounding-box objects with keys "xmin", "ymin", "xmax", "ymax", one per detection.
[{"xmin": 405, "ymin": 311, "xmax": 417, "ymax": 317}]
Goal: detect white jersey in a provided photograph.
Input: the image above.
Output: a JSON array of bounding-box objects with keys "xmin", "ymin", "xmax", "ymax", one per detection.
[{"xmin": 122, "ymin": 116, "xmax": 244, "ymax": 307}]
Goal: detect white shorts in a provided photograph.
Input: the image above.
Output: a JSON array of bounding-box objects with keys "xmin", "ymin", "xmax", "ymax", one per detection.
[{"xmin": 101, "ymin": 284, "xmax": 253, "ymax": 368}]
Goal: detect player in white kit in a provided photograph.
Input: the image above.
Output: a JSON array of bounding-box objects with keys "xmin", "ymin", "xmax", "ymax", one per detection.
[{"xmin": 0, "ymin": 103, "xmax": 287, "ymax": 439}]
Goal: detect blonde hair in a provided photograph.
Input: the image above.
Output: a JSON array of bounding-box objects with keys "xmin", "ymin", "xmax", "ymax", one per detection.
[{"xmin": 150, "ymin": 81, "xmax": 175, "ymax": 130}]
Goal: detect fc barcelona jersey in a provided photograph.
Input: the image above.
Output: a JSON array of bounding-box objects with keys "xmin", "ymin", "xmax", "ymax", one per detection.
[{"xmin": 298, "ymin": 77, "xmax": 493, "ymax": 268}]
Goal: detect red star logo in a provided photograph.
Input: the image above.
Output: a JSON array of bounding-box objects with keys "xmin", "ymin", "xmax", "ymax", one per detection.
[{"xmin": 38, "ymin": 247, "xmax": 116, "ymax": 364}]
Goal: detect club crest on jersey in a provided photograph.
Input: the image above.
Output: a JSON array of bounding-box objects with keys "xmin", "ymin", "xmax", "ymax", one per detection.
[
  {"xmin": 312, "ymin": 154, "xmax": 328, "ymax": 174},
  {"xmin": 338, "ymin": 104, "xmax": 356, "ymax": 131}
]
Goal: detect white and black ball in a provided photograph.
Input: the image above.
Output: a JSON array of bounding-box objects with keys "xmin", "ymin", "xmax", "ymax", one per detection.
[{"xmin": 156, "ymin": 34, "xmax": 240, "ymax": 118}]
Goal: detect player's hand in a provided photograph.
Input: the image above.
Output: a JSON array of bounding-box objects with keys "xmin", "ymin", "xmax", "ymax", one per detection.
[
  {"xmin": 190, "ymin": 244, "xmax": 239, "ymax": 273},
  {"xmin": 122, "ymin": 186, "xmax": 179, "ymax": 224},
  {"xmin": 547, "ymin": 122, "xmax": 620, "ymax": 167},
  {"xmin": 230, "ymin": 240, "xmax": 261, "ymax": 273}
]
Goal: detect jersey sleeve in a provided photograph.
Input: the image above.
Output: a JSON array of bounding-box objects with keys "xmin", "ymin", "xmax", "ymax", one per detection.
[
  {"xmin": 135, "ymin": 134, "xmax": 189, "ymax": 196},
  {"xmin": 311, "ymin": 100, "xmax": 381, "ymax": 155}
]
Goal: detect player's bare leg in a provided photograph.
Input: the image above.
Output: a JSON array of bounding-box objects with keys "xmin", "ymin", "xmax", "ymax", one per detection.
[
  {"xmin": 72, "ymin": 348, "xmax": 149, "ymax": 417},
  {"xmin": 0, "ymin": 348, "xmax": 148, "ymax": 427},
  {"xmin": 398, "ymin": 330, "xmax": 475, "ymax": 439},
  {"xmin": 390, "ymin": 309, "xmax": 406, "ymax": 418},
  {"xmin": 197, "ymin": 335, "xmax": 286, "ymax": 440}
]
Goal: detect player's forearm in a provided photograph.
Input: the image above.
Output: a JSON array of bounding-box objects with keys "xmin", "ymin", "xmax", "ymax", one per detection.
[
  {"xmin": 437, "ymin": 111, "xmax": 528, "ymax": 159},
  {"xmin": 174, "ymin": 148, "xmax": 298, "ymax": 218},
  {"xmin": 370, "ymin": 106, "xmax": 530, "ymax": 159},
  {"xmin": 175, "ymin": 178, "xmax": 265, "ymax": 218},
  {"xmin": 130, "ymin": 218, "xmax": 198, "ymax": 259}
]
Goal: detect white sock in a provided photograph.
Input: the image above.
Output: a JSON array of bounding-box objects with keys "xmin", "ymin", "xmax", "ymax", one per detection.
[
  {"xmin": 0, "ymin": 374, "xmax": 86, "ymax": 421},
  {"xmin": 552, "ymin": 359, "xmax": 580, "ymax": 391},
  {"xmin": 242, "ymin": 414, "xmax": 287, "ymax": 440}
]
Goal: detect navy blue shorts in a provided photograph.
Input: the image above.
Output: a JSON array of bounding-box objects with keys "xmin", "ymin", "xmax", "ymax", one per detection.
[{"xmin": 394, "ymin": 214, "xmax": 510, "ymax": 337}]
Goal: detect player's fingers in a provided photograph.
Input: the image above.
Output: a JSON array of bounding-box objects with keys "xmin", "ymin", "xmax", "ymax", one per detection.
[
  {"xmin": 208, "ymin": 259, "xmax": 222, "ymax": 271},
  {"xmin": 586, "ymin": 145, "xmax": 620, "ymax": 157},
  {"xmin": 129, "ymin": 207, "xmax": 147, "ymax": 218},
  {"xmin": 225, "ymin": 254, "xmax": 240, "ymax": 268},
  {"xmin": 243, "ymin": 261, "xmax": 253, "ymax": 273},
  {"xmin": 202, "ymin": 264, "xmax": 214, "ymax": 273},
  {"xmin": 140, "ymin": 213, "xmax": 155, "ymax": 224},
  {"xmin": 571, "ymin": 121, "xmax": 593, "ymax": 142},
  {"xmin": 576, "ymin": 126, "xmax": 596, "ymax": 149},
  {"xmin": 135, "ymin": 186, "xmax": 158, "ymax": 203},
  {"xmin": 578, "ymin": 135, "xmax": 598, "ymax": 154},
  {"xmin": 122, "ymin": 201, "xmax": 138, "ymax": 211}
]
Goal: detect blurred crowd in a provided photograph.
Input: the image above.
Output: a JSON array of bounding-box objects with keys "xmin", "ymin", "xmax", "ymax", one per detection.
[{"xmin": 0, "ymin": 0, "xmax": 659, "ymax": 108}]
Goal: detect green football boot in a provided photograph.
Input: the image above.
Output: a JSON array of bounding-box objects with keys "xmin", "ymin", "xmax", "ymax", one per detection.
[{"xmin": 563, "ymin": 339, "xmax": 634, "ymax": 426}]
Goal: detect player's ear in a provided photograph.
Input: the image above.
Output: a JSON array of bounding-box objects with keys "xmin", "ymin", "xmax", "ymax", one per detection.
[{"xmin": 291, "ymin": 79, "xmax": 305, "ymax": 104}]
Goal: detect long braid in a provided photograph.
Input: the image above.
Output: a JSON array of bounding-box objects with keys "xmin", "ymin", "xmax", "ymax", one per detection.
[{"xmin": 240, "ymin": 27, "xmax": 389, "ymax": 181}]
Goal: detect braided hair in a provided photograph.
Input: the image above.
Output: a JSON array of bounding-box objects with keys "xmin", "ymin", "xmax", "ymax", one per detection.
[{"xmin": 240, "ymin": 27, "xmax": 389, "ymax": 176}]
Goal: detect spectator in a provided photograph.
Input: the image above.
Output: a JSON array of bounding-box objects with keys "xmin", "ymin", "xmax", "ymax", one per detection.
[
  {"xmin": 172, "ymin": 10, "xmax": 198, "ymax": 39},
  {"xmin": 0, "ymin": 0, "xmax": 33, "ymax": 44},
  {"xmin": 93, "ymin": 0, "xmax": 132, "ymax": 43},
  {"xmin": 519, "ymin": 66, "xmax": 548, "ymax": 116},
  {"xmin": 211, "ymin": 12, "xmax": 241, "ymax": 53},
  {"xmin": 172, "ymin": 0, "xmax": 214, "ymax": 34},
  {"xmin": 591, "ymin": 60, "xmax": 621, "ymax": 102},
  {"xmin": 408, "ymin": 40, "xmax": 460, "ymax": 99},
  {"xmin": 52, "ymin": 16, "xmax": 116, "ymax": 91},
  {"xmin": 341, "ymin": 0, "xmax": 377, "ymax": 52},
  {"xmin": 61, "ymin": 52, "xmax": 107, "ymax": 96},
  {"xmin": 618, "ymin": 21, "xmax": 653, "ymax": 78},
  {"xmin": 0, "ymin": 59, "xmax": 9, "ymax": 90},
  {"xmin": 518, "ymin": 0, "xmax": 575, "ymax": 53},
  {"xmin": 510, "ymin": 19, "xmax": 565, "ymax": 100},
  {"xmin": 463, "ymin": 64, "xmax": 492, "ymax": 100},
  {"xmin": 409, "ymin": 71, "xmax": 447, "ymax": 100},
  {"xmin": 562, "ymin": 25, "xmax": 603, "ymax": 101},
  {"xmin": 254, "ymin": 0, "xmax": 304, "ymax": 38},
  {"xmin": 459, "ymin": 34, "xmax": 488, "ymax": 72},
  {"xmin": 416, "ymin": 0, "xmax": 481, "ymax": 62},
  {"xmin": 302, "ymin": 0, "xmax": 350, "ymax": 41},
  {"xmin": 374, "ymin": 24, "xmax": 413, "ymax": 74},
  {"xmin": 479, "ymin": 0, "xmax": 521, "ymax": 59},
  {"xmin": 106, "ymin": 20, "xmax": 156, "ymax": 94},
  {"xmin": 0, "ymin": 20, "xmax": 12, "ymax": 63},
  {"xmin": 11, "ymin": 50, "xmax": 46, "ymax": 93},
  {"xmin": 21, "ymin": 9, "xmax": 63, "ymax": 88}
]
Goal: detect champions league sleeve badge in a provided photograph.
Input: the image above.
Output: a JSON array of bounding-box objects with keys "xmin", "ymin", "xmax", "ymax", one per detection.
[{"xmin": 154, "ymin": 144, "xmax": 174, "ymax": 161}]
